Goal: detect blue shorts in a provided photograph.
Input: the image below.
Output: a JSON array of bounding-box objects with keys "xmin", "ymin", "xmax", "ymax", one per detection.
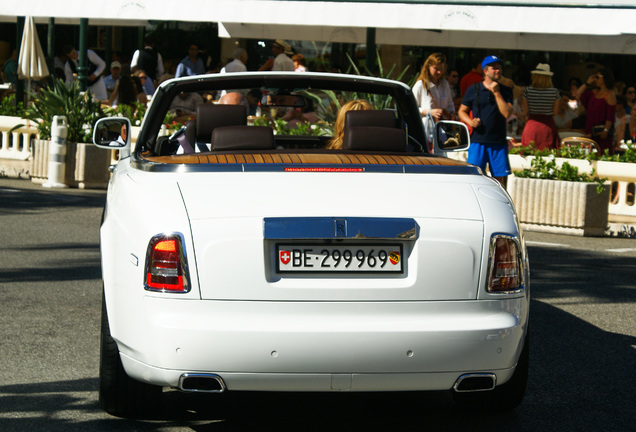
[{"xmin": 467, "ymin": 142, "xmax": 511, "ymax": 177}]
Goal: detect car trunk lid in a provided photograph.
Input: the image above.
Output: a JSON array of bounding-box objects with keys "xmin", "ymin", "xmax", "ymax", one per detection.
[{"xmin": 178, "ymin": 171, "xmax": 485, "ymax": 301}]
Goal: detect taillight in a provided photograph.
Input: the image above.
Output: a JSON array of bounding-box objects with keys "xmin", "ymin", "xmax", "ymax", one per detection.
[
  {"xmin": 144, "ymin": 234, "xmax": 190, "ymax": 293},
  {"xmin": 487, "ymin": 234, "xmax": 524, "ymax": 293}
]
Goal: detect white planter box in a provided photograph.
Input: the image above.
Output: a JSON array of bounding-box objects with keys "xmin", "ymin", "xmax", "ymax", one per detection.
[
  {"xmin": 508, "ymin": 176, "xmax": 610, "ymax": 237},
  {"xmin": 30, "ymin": 139, "xmax": 110, "ymax": 189}
]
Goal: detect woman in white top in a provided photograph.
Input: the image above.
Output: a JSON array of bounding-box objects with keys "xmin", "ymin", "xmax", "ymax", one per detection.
[
  {"xmin": 412, "ymin": 53, "xmax": 455, "ymax": 121},
  {"xmin": 412, "ymin": 53, "xmax": 455, "ymax": 151}
]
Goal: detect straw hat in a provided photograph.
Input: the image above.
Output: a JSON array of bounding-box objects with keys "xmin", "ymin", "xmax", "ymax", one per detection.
[{"xmin": 532, "ymin": 63, "xmax": 553, "ymax": 76}]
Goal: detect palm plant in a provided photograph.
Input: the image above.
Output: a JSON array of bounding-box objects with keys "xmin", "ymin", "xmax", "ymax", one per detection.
[
  {"xmin": 21, "ymin": 78, "xmax": 106, "ymax": 143},
  {"xmin": 302, "ymin": 50, "xmax": 414, "ymax": 134}
]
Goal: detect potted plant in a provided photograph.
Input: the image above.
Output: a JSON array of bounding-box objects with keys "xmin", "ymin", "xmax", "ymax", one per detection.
[
  {"xmin": 508, "ymin": 155, "xmax": 610, "ymax": 237},
  {"xmin": 509, "ymin": 140, "xmax": 636, "ymax": 221},
  {"xmin": 20, "ymin": 78, "xmax": 110, "ymax": 188}
]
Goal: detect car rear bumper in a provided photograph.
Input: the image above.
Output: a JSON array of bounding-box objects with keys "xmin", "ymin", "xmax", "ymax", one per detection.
[{"xmin": 114, "ymin": 296, "xmax": 528, "ymax": 391}]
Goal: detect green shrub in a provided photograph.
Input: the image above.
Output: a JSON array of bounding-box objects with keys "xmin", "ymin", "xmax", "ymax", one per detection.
[
  {"xmin": 21, "ymin": 78, "xmax": 106, "ymax": 143},
  {"xmin": 0, "ymin": 94, "xmax": 25, "ymax": 117},
  {"xmin": 514, "ymin": 156, "xmax": 607, "ymax": 193}
]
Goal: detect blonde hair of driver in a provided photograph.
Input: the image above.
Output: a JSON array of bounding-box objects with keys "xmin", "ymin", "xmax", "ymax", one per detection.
[{"xmin": 327, "ymin": 99, "xmax": 374, "ymax": 149}]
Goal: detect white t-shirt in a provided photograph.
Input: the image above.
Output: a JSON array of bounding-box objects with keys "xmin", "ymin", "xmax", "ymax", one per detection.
[
  {"xmin": 553, "ymin": 109, "xmax": 578, "ymax": 129},
  {"xmin": 412, "ymin": 79, "xmax": 455, "ymax": 116},
  {"xmin": 221, "ymin": 59, "xmax": 247, "ymax": 74},
  {"xmin": 272, "ymin": 53, "xmax": 294, "ymax": 72}
]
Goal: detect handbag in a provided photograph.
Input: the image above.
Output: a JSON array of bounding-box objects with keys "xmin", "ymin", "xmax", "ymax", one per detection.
[{"xmin": 591, "ymin": 124, "xmax": 606, "ymax": 138}]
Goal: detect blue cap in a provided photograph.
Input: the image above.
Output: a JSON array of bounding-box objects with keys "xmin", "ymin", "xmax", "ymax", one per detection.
[{"xmin": 482, "ymin": 55, "xmax": 503, "ymax": 70}]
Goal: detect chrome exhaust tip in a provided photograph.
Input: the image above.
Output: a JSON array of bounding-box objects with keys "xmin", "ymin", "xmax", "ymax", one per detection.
[
  {"xmin": 178, "ymin": 373, "xmax": 226, "ymax": 393},
  {"xmin": 453, "ymin": 373, "xmax": 497, "ymax": 392}
]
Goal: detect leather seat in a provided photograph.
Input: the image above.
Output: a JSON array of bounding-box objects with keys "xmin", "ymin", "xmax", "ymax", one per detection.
[
  {"xmin": 183, "ymin": 104, "xmax": 248, "ymax": 153},
  {"xmin": 342, "ymin": 110, "xmax": 407, "ymax": 152}
]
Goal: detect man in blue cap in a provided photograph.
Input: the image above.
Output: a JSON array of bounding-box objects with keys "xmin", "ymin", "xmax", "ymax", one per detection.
[{"xmin": 458, "ymin": 55, "xmax": 514, "ymax": 189}]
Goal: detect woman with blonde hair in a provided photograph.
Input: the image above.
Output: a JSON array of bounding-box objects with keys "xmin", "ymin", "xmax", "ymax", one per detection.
[
  {"xmin": 326, "ymin": 99, "xmax": 373, "ymax": 149},
  {"xmin": 412, "ymin": 53, "xmax": 455, "ymax": 122},
  {"xmin": 521, "ymin": 63, "xmax": 560, "ymax": 150}
]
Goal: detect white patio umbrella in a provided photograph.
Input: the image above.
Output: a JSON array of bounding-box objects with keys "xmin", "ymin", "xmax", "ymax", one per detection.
[{"xmin": 17, "ymin": 16, "xmax": 50, "ymax": 97}]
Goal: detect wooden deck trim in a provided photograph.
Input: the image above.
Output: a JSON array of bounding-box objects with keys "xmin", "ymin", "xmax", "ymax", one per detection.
[{"xmin": 142, "ymin": 152, "xmax": 469, "ymax": 167}]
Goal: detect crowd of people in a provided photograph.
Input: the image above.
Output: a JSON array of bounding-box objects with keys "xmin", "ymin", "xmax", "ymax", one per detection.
[
  {"xmin": 412, "ymin": 51, "xmax": 632, "ymax": 188},
  {"xmin": 42, "ymin": 38, "xmax": 308, "ymax": 115},
  {"xmin": 3, "ymin": 36, "xmax": 629, "ymax": 188}
]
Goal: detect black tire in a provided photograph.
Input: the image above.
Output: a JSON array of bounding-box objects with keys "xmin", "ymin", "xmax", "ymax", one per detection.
[
  {"xmin": 99, "ymin": 293, "xmax": 162, "ymax": 417},
  {"xmin": 453, "ymin": 332, "xmax": 529, "ymax": 411}
]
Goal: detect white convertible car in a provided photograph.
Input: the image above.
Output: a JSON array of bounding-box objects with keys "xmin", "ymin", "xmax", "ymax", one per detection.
[{"xmin": 93, "ymin": 72, "xmax": 529, "ymax": 416}]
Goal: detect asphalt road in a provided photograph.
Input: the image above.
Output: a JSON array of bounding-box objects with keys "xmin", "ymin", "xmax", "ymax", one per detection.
[{"xmin": 0, "ymin": 178, "xmax": 634, "ymax": 431}]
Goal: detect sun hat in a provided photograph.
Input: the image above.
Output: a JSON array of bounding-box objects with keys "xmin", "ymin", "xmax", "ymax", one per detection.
[
  {"xmin": 110, "ymin": 61, "xmax": 121, "ymax": 69},
  {"xmin": 273, "ymin": 39, "xmax": 287, "ymax": 49},
  {"xmin": 481, "ymin": 55, "xmax": 503, "ymax": 70},
  {"xmin": 532, "ymin": 63, "xmax": 554, "ymax": 76}
]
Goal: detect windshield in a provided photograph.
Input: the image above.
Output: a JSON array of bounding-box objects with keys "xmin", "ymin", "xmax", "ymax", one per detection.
[{"xmin": 138, "ymin": 73, "xmax": 425, "ymax": 156}]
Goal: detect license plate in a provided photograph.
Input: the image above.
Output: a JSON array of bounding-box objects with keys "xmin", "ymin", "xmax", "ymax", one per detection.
[{"xmin": 276, "ymin": 244, "xmax": 403, "ymax": 273}]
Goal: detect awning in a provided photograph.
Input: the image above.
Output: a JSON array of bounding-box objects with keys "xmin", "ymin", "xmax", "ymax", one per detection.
[{"xmin": 1, "ymin": 0, "xmax": 636, "ymax": 54}]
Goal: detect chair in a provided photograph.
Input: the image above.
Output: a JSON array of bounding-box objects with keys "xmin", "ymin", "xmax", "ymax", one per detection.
[
  {"xmin": 558, "ymin": 129, "xmax": 585, "ymax": 139},
  {"xmin": 211, "ymin": 126, "xmax": 275, "ymax": 151},
  {"xmin": 560, "ymin": 136, "xmax": 601, "ymax": 153}
]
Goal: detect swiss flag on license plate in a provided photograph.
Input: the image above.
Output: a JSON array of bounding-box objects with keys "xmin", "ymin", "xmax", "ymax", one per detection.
[{"xmin": 280, "ymin": 250, "xmax": 291, "ymax": 265}]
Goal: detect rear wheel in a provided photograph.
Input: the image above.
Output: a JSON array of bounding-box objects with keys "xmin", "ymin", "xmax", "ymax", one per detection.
[
  {"xmin": 453, "ymin": 332, "xmax": 529, "ymax": 411},
  {"xmin": 99, "ymin": 293, "xmax": 162, "ymax": 417}
]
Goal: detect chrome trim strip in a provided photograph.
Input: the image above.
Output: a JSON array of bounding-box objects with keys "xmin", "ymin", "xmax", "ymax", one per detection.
[{"xmin": 264, "ymin": 217, "xmax": 419, "ymax": 240}]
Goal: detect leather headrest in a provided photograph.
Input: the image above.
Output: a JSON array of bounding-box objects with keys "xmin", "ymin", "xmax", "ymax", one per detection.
[{"xmin": 211, "ymin": 126, "xmax": 275, "ymax": 151}]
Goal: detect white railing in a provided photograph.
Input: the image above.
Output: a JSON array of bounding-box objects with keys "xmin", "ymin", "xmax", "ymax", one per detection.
[
  {"xmin": 0, "ymin": 115, "xmax": 38, "ymax": 161},
  {"xmin": 448, "ymin": 151, "xmax": 636, "ymax": 218}
]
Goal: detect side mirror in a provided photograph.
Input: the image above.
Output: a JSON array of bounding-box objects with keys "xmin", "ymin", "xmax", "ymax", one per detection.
[
  {"xmin": 93, "ymin": 117, "xmax": 131, "ymax": 150},
  {"xmin": 436, "ymin": 120, "xmax": 470, "ymax": 152}
]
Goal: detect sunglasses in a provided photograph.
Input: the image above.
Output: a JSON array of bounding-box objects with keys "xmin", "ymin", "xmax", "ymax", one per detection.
[{"xmin": 628, "ymin": 90, "xmax": 635, "ymax": 94}]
